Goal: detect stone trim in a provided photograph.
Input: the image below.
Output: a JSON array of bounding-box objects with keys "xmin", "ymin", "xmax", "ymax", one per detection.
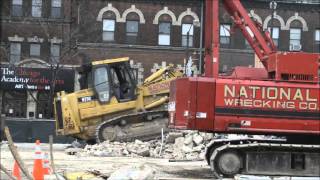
[
  {"xmin": 27, "ymin": 36, "xmax": 44, "ymax": 43},
  {"xmin": 249, "ymin": 10, "xmax": 263, "ymax": 25},
  {"xmin": 96, "ymin": 3, "xmax": 122, "ymax": 22},
  {"xmin": 153, "ymin": 7, "xmax": 178, "ymax": 25},
  {"xmin": 49, "ymin": 37, "xmax": 62, "ymax": 44},
  {"xmin": 263, "ymin": 12, "xmax": 286, "ymax": 30},
  {"xmin": 285, "ymin": 12, "xmax": 308, "ymax": 31},
  {"xmin": 176, "ymin": 8, "xmax": 200, "ymax": 27},
  {"xmin": 120, "ymin": 5, "xmax": 145, "ymax": 24},
  {"xmin": 8, "ymin": 35, "xmax": 24, "ymax": 42},
  {"xmin": 16, "ymin": 59, "xmax": 51, "ymax": 67}
]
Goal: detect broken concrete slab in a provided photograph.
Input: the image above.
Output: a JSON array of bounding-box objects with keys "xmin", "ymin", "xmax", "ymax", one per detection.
[
  {"xmin": 108, "ymin": 164, "xmax": 157, "ymax": 180},
  {"xmin": 166, "ymin": 132, "xmax": 183, "ymax": 143},
  {"xmin": 192, "ymin": 134, "xmax": 204, "ymax": 145}
]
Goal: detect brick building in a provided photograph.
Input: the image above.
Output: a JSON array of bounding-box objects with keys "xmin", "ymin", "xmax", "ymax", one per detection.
[
  {"xmin": 71, "ymin": 0, "xmax": 320, "ymax": 75},
  {"xmin": 0, "ymin": 0, "xmax": 75, "ymax": 142},
  {"xmin": 0, "ymin": 0, "xmax": 319, "ymax": 141}
]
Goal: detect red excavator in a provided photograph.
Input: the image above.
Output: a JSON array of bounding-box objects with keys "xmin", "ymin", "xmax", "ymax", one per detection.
[{"xmin": 169, "ymin": 0, "xmax": 320, "ymax": 178}]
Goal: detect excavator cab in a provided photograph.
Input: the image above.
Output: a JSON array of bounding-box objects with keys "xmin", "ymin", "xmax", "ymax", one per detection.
[
  {"xmin": 78, "ymin": 57, "xmax": 137, "ymax": 103},
  {"xmin": 92, "ymin": 60, "xmax": 136, "ymax": 103}
]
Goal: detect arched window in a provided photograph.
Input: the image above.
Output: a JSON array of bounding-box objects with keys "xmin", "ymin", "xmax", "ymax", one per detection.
[
  {"xmin": 289, "ymin": 20, "xmax": 303, "ymax": 51},
  {"xmin": 126, "ymin": 12, "xmax": 140, "ymax": 44},
  {"xmin": 181, "ymin": 15, "xmax": 194, "ymax": 47},
  {"xmin": 158, "ymin": 14, "xmax": 172, "ymax": 46},
  {"xmin": 102, "ymin": 12, "xmax": 116, "ymax": 42}
]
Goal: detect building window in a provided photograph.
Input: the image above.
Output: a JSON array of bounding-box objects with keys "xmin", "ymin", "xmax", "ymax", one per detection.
[
  {"xmin": 51, "ymin": 0, "xmax": 61, "ymax": 18},
  {"xmin": 30, "ymin": 43, "xmax": 40, "ymax": 57},
  {"xmin": 289, "ymin": 28, "xmax": 301, "ymax": 51},
  {"xmin": 12, "ymin": 0, "xmax": 23, "ymax": 17},
  {"xmin": 181, "ymin": 24, "xmax": 194, "ymax": 47},
  {"xmin": 245, "ymin": 26, "xmax": 254, "ymax": 49},
  {"xmin": 36, "ymin": 92, "xmax": 53, "ymax": 119},
  {"xmin": 158, "ymin": 22, "xmax": 171, "ymax": 46},
  {"xmin": 10, "ymin": 42, "xmax": 21, "ymax": 63},
  {"xmin": 2, "ymin": 91, "xmax": 27, "ymax": 118},
  {"xmin": 32, "ymin": 0, "xmax": 42, "ymax": 17},
  {"xmin": 126, "ymin": 20, "xmax": 139, "ymax": 44},
  {"xmin": 316, "ymin": 29, "xmax": 320, "ymax": 43},
  {"xmin": 315, "ymin": 29, "xmax": 320, "ymax": 52},
  {"xmin": 50, "ymin": 44, "xmax": 60, "ymax": 63},
  {"xmin": 220, "ymin": 24, "xmax": 231, "ymax": 45},
  {"xmin": 103, "ymin": 19, "xmax": 115, "ymax": 41},
  {"xmin": 268, "ymin": 27, "xmax": 280, "ymax": 47}
]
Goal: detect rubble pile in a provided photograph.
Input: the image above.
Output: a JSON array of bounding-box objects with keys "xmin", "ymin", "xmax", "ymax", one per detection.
[{"xmin": 76, "ymin": 131, "xmax": 214, "ymax": 160}]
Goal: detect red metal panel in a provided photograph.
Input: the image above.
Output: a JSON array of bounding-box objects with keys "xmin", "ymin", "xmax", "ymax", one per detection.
[
  {"xmin": 268, "ymin": 52, "xmax": 319, "ymax": 82},
  {"xmin": 214, "ymin": 116, "xmax": 320, "ymax": 135},
  {"xmin": 213, "ymin": 78, "xmax": 320, "ymax": 135},
  {"xmin": 168, "ymin": 78, "xmax": 190, "ymax": 129},
  {"xmin": 194, "ymin": 78, "xmax": 215, "ymax": 131},
  {"xmin": 211, "ymin": 0, "xmax": 219, "ymax": 78}
]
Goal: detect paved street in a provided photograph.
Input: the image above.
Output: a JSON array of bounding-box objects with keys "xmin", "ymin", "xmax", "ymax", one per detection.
[{"xmin": 0, "ymin": 143, "xmax": 217, "ymax": 180}]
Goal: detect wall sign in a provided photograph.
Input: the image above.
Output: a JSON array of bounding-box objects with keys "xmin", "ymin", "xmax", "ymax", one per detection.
[{"xmin": 0, "ymin": 65, "xmax": 75, "ymax": 92}]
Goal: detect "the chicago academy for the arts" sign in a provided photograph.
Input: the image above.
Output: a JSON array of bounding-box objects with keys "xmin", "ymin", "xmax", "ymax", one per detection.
[{"xmin": 0, "ymin": 66, "xmax": 74, "ymax": 92}]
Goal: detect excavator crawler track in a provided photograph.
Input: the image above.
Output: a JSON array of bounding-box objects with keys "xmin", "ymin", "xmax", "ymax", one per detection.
[
  {"xmin": 205, "ymin": 138, "xmax": 320, "ymax": 178},
  {"xmin": 95, "ymin": 110, "xmax": 168, "ymax": 143}
]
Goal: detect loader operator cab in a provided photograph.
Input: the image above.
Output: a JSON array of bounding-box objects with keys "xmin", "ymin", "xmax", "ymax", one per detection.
[{"xmin": 78, "ymin": 57, "xmax": 137, "ymax": 103}]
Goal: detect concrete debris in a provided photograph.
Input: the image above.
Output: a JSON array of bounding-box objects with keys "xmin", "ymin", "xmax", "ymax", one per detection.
[
  {"xmin": 165, "ymin": 132, "xmax": 183, "ymax": 143},
  {"xmin": 71, "ymin": 131, "xmax": 220, "ymax": 160},
  {"xmin": 192, "ymin": 134, "xmax": 204, "ymax": 145},
  {"xmin": 66, "ymin": 133, "xmax": 280, "ymax": 161},
  {"xmin": 108, "ymin": 164, "xmax": 157, "ymax": 180},
  {"xmin": 65, "ymin": 147, "xmax": 82, "ymax": 155}
]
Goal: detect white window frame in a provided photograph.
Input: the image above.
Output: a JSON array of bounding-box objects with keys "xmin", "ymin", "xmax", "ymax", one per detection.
[
  {"xmin": 158, "ymin": 22, "xmax": 171, "ymax": 46},
  {"xmin": 315, "ymin": 29, "xmax": 320, "ymax": 44},
  {"xmin": 32, "ymin": 0, "xmax": 42, "ymax": 17},
  {"xmin": 10, "ymin": 42, "xmax": 21, "ymax": 63},
  {"xmin": 181, "ymin": 23, "xmax": 194, "ymax": 47},
  {"xmin": 30, "ymin": 43, "xmax": 41, "ymax": 57},
  {"xmin": 103, "ymin": 19, "xmax": 115, "ymax": 41},
  {"xmin": 268, "ymin": 26, "xmax": 280, "ymax": 47},
  {"xmin": 12, "ymin": 0, "xmax": 23, "ymax": 17},
  {"xmin": 50, "ymin": 44, "xmax": 60, "ymax": 63},
  {"xmin": 289, "ymin": 28, "xmax": 301, "ymax": 46},
  {"xmin": 220, "ymin": 24, "xmax": 231, "ymax": 45},
  {"xmin": 51, "ymin": 0, "xmax": 61, "ymax": 18},
  {"xmin": 126, "ymin": 20, "xmax": 139, "ymax": 44}
]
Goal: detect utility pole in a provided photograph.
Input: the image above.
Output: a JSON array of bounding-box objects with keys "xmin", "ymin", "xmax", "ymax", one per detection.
[{"xmin": 269, "ymin": 1, "xmax": 277, "ymax": 42}]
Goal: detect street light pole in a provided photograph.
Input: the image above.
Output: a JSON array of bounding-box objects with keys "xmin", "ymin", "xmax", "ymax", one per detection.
[
  {"xmin": 269, "ymin": 1, "xmax": 277, "ymax": 41},
  {"xmin": 184, "ymin": 20, "xmax": 200, "ymax": 75},
  {"xmin": 185, "ymin": 24, "xmax": 193, "ymax": 75}
]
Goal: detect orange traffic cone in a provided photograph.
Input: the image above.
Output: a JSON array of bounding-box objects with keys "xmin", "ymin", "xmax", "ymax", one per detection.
[
  {"xmin": 12, "ymin": 160, "xmax": 22, "ymax": 180},
  {"xmin": 43, "ymin": 152, "xmax": 51, "ymax": 175},
  {"xmin": 32, "ymin": 140, "xmax": 44, "ymax": 180}
]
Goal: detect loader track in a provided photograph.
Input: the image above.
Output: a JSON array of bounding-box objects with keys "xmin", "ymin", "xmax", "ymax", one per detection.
[{"xmin": 95, "ymin": 110, "xmax": 168, "ymax": 143}]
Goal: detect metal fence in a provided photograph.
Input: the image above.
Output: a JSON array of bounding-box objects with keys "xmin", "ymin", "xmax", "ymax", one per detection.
[{"xmin": 0, "ymin": 117, "xmax": 74, "ymax": 143}]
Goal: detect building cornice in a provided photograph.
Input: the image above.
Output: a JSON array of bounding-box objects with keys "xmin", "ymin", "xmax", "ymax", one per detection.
[{"xmin": 0, "ymin": 16, "xmax": 72, "ymax": 25}]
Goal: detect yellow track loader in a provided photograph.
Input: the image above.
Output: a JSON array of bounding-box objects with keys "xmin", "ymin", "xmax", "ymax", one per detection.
[{"xmin": 54, "ymin": 57, "xmax": 183, "ymax": 143}]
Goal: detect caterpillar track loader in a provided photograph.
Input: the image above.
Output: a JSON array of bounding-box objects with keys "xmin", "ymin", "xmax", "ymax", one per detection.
[{"xmin": 54, "ymin": 57, "xmax": 183, "ymax": 143}]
